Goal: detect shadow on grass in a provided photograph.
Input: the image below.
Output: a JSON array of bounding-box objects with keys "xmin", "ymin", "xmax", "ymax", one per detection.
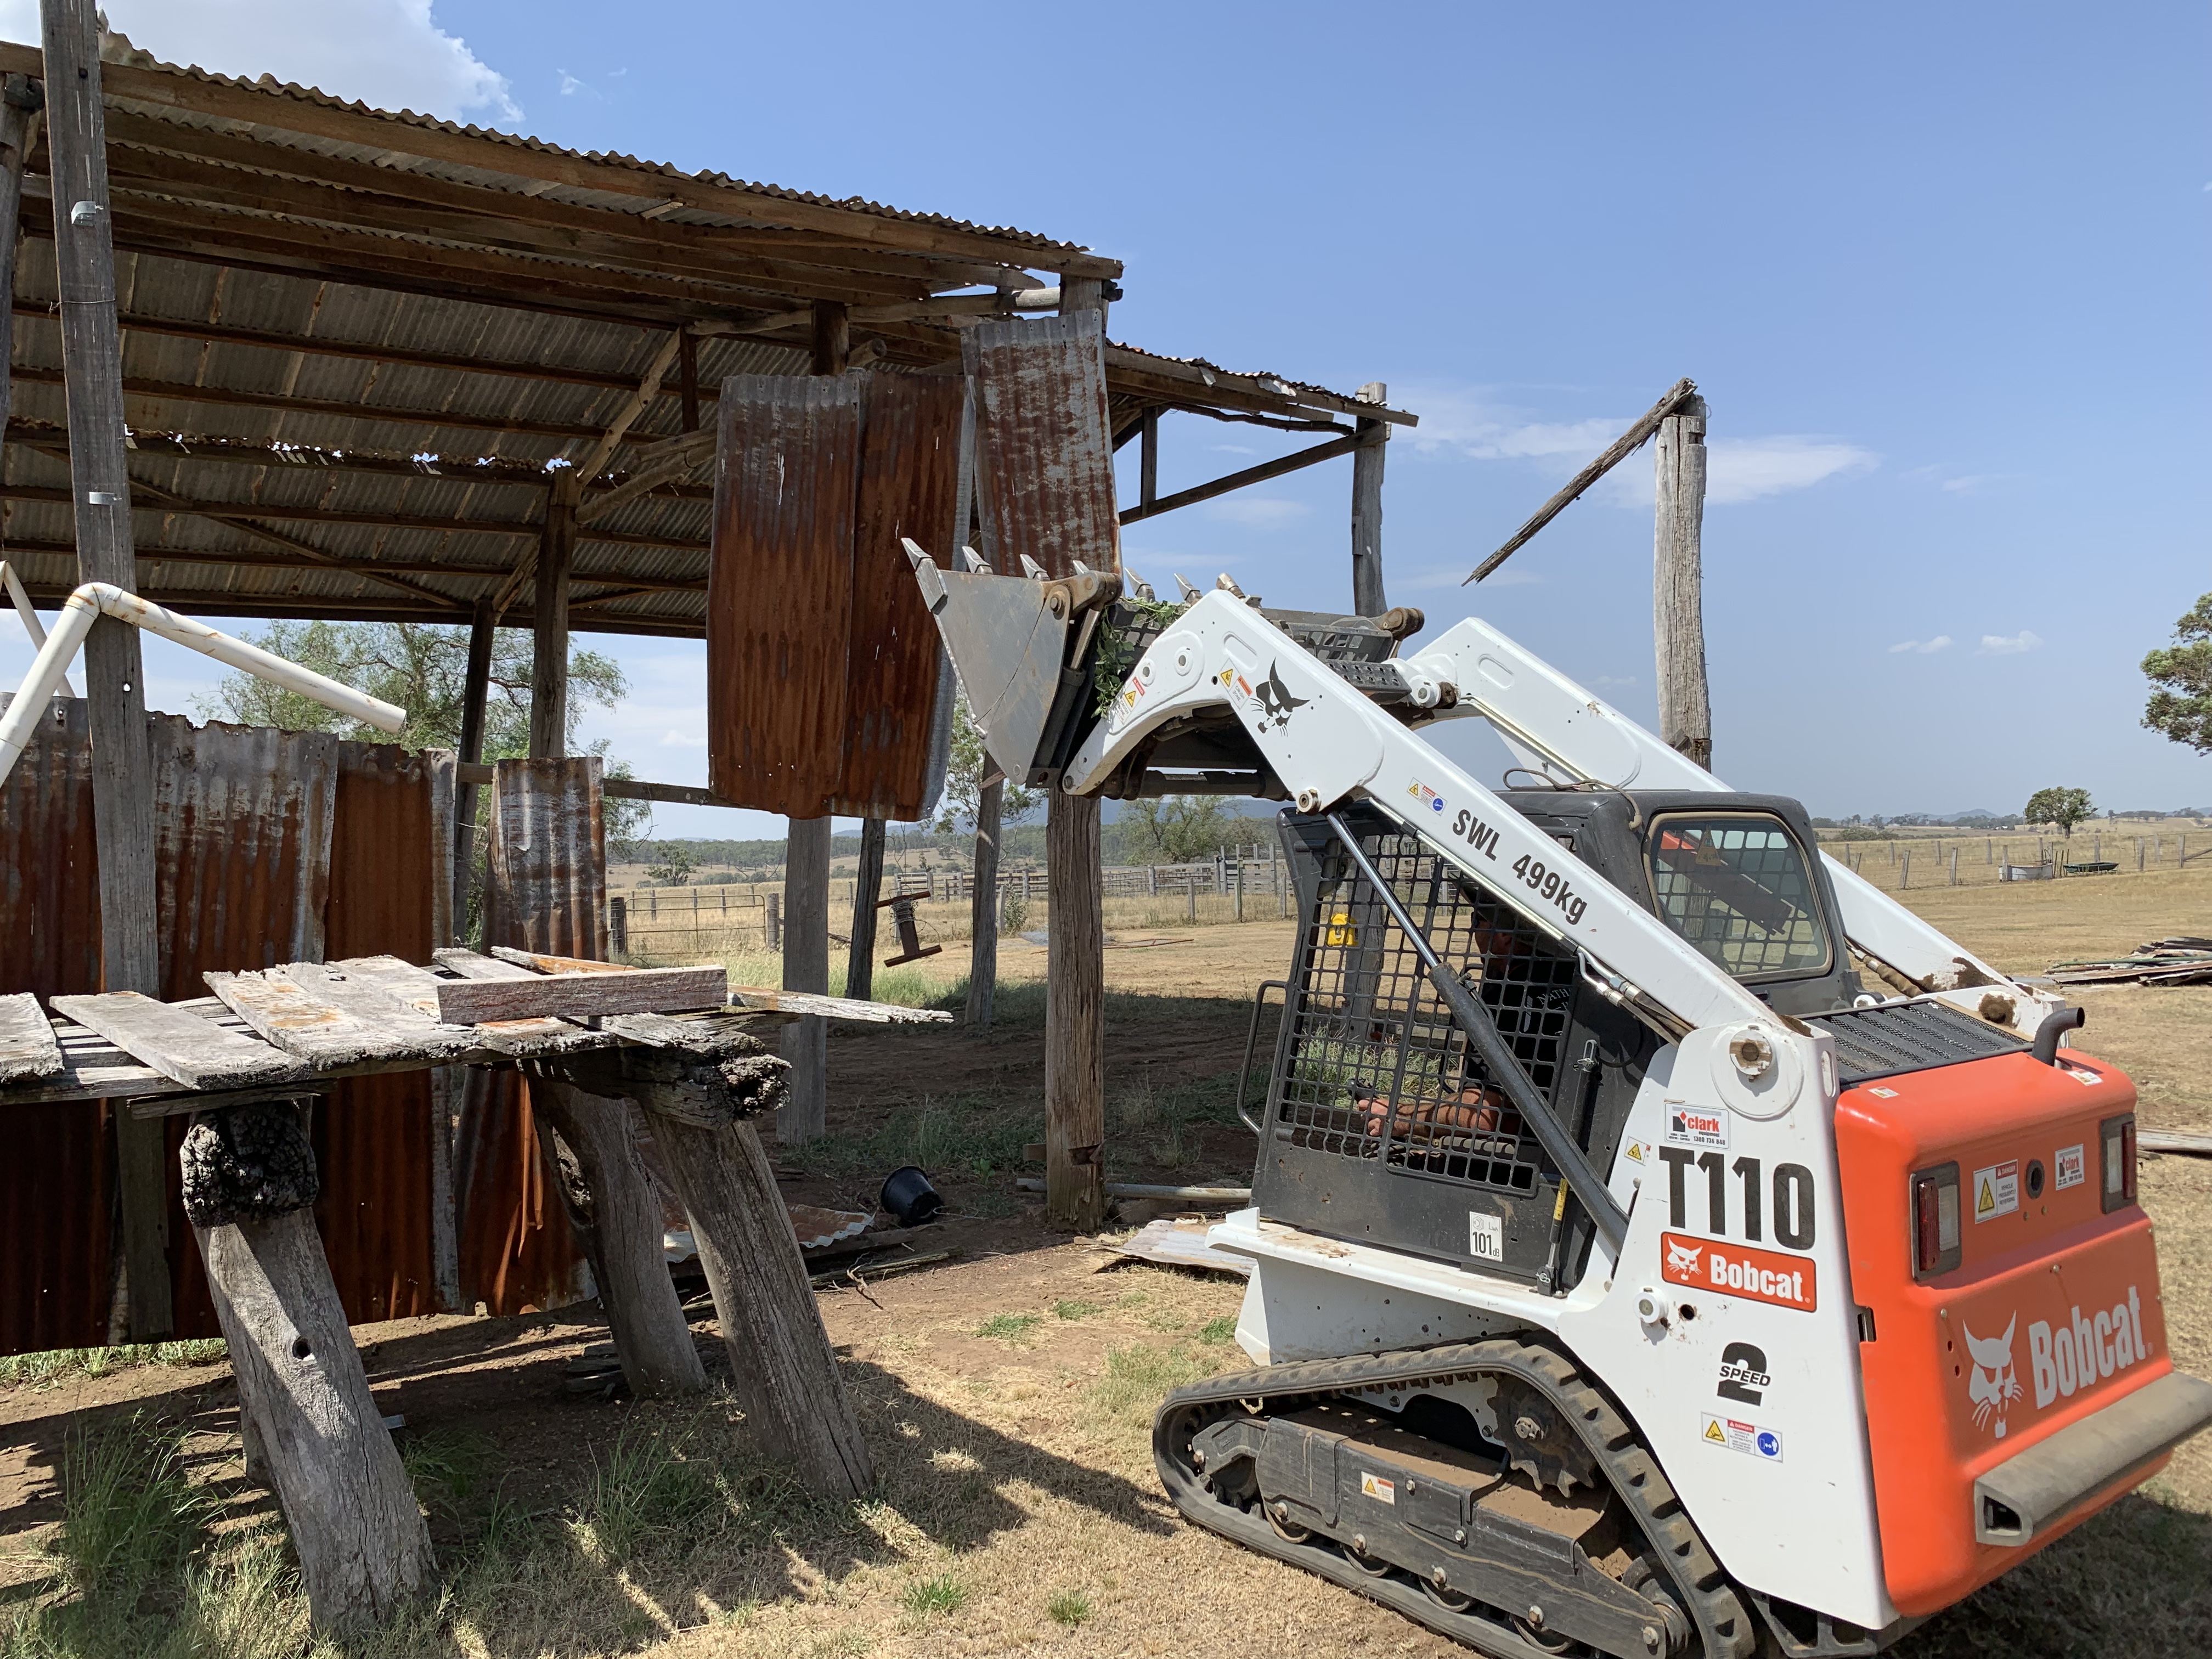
[{"xmin": 1897, "ymin": 1484, "xmax": 2212, "ymax": 1659}]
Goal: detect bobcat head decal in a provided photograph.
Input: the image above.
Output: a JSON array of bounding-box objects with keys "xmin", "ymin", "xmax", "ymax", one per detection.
[
  {"xmin": 1665, "ymin": 1239, "xmax": 1703, "ymax": 1276},
  {"xmin": 1964, "ymin": 1314, "xmax": 2023, "ymax": 1438}
]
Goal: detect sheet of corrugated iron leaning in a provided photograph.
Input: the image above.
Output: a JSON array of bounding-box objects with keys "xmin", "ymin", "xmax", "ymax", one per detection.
[
  {"xmin": 455, "ymin": 757, "xmax": 600, "ymax": 1316},
  {"xmin": 964, "ymin": 311, "xmax": 1122, "ymax": 581},
  {"xmin": 0, "ymin": 711, "xmax": 454, "ymax": 1351},
  {"xmin": 707, "ymin": 374, "xmax": 864, "ymax": 818},
  {"xmin": 0, "ymin": 697, "xmax": 112, "ymax": 1352},
  {"xmin": 836, "ymin": 372, "xmax": 963, "ymax": 819}
]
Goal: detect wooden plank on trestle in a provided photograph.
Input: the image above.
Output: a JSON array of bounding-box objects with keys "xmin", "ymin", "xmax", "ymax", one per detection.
[
  {"xmin": 729, "ymin": 986, "xmax": 951, "ymax": 1025},
  {"xmin": 0, "ymin": 993, "xmax": 64, "ymax": 1085},
  {"xmin": 343, "ymin": 953, "xmax": 617, "ymax": 1057},
  {"xmin": 49, "ymin": 991, "xmax": 307, "ymax": 1090},
  {"xmin": 435, "ymin": 964, "xmax": 727, "ymax": 1025},
  {"xmin": 488, "ymin": 946, "xmax": 637, "ymax": 975},
  {"xmin": 433, "ymin": 946, "xmax": 537, "ymax": 980},
  {"xmin": 206, "ymin": 965, "xmax": 479, "ymax": 1068}
]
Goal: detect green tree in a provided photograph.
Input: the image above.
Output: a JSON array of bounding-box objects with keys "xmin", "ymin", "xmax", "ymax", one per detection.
[
  {"xmin": 1118, "ymin": 795, "xmax": 1238, "ymax": 863},
  {"xmin": 196, "ymin": 619, "xmax": 650, "ymax": 843},
  {"xmin": 644, "ymin": 844, "xmax": 698, "ymax": 887},
  {"xmin": 933, "ymin": 693, "xmax": 1041, "ymax": 833},
  {"xmin": 2023, "ymin": 787, "xmax": 2094, "ymax": 840},
  {"xmin": 2142, "ymin": 591, "xmax": 2212, "ymax": 754}
]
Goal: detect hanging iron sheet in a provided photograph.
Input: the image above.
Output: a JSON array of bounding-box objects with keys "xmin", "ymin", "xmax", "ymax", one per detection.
[{"xmin": 964, "ymin": 310, "xmax": 1121, "ymax": 580}]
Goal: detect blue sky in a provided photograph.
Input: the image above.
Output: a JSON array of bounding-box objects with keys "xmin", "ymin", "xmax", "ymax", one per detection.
[{"xmin": 4, "ymin": 2, "xmax": 2207, "ymax": 837}]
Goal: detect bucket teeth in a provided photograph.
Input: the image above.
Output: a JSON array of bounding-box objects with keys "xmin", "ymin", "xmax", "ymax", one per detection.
[
  {"xmin": 957, "ymin": 545, "xmax": 992, "ymax": 575},
  {"xmin": 1174, "ymin": 573, "xmax": 1203, "ymax": 603},
  {"xmin": 1019, "ymin": 554, "xmax": 1048, "ymax": 581},
  {"xmin": 1125, "ymin": 566, "xmax": 1159, "ymax": 601}
]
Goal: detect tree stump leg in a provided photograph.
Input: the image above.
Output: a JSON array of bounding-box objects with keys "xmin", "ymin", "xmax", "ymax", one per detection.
[
  {"xmin": 182, "ymin": 1104, "xmax": 431, "ymax": 1633},
  {"xmin": 650, "ymin": 1113, "xmax": 873, "ymax": 1497},
  {"xmin": 528, "ymin": 1077, "xmax": 707, "ymax": 1397}
]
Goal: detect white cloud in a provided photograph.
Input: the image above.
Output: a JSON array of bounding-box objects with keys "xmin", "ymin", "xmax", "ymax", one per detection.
[
  {"xmin": 1939, "ymin": 474, "xmax": 1995, "ymax": 494},
  {"xmin": 1978, "ymin": 630, "xmax": 2044, "ymax": 656},
  {"xmin": 1210, "ymin": 443, "xmax": 1258, "ymax": 456},
  {"xmin": 1705, "ymin": 436, "xmax": 1877, "ymax": 504},
  {"xmin": 658, "ymin": 729, "xmax": 707, "ymax": 747},
  {"xmin": 1888, "ymin": 635, "xmax": 1952, "ymax": 654},
  {"xmin": 14, "ymin": 1, "xmax": 524, "ymax": 125},
  {"xmin": 1592, "ymin": 674, "xmax": 1638, "ymax": 690},
  {"xmin": 1201, "ymin": 497, "xmax": 1310, "ymax": 528},
  {"xmin": 1398, "ymin": 385, "xmax": 1874, "ymax": 506}
]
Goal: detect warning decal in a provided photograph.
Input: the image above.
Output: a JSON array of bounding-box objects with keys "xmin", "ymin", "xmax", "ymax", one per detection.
[
  {"xmin": 1359, "ymin": 1471, "xmax": 1396, "ymax": 1504},
  {"xmin": 1701, "ymin": 1413, "xmax": 1785, "ymax": 1463},
  {"xmin": 1973, "ymin": 1160, "xmax": 2021, "ymax": 1224}
]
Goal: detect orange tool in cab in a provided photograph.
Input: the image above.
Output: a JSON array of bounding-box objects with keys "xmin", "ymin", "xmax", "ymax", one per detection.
[{"xmin": 1837, "ymin": 1014, "xmax": 2211, "ymax": 1616}]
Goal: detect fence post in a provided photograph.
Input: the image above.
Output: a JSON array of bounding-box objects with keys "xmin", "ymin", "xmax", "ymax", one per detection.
[
  {"xmin": 1234, "ymin": 856, "xmax": 1244, "ymax": 921},
  {"xmin": 1187, "ymin": 871, "xmax": 1197, "ymax": 923},
  {"xmin": 766, "ymin": 891, "xmax": 781, "ymax": 951},
  {"xmin": 1901, "ymin": 850, "xmax": 1910, "ymax": 890},
  {"xmin": 609, "ymin": 895, "xmax": 627, "ymax": 958},
  {"xmin": 1950, "ymin": 848, "xmax": 1958, "ymax": 887}
]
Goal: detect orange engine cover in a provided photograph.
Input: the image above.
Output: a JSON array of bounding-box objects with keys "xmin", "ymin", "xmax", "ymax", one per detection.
[{"xmin": 1836, "ymin": 1048, "xmax": 2167, "ymax": 1616}]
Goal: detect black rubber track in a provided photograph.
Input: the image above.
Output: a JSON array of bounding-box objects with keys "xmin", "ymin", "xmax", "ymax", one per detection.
[{"xmin": 1152, "ymin": 1336, "xmax": 1758, "ymax": 1659}]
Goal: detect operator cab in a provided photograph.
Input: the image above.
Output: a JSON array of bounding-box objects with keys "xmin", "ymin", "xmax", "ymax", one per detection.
[{"xmin": 1500, "ymin": 788, "xmax": 1861, "ymax": 1017}]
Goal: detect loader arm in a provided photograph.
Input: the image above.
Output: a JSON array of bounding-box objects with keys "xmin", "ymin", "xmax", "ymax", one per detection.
[{"xmin": 1401, "ymin": 616, "xmax": 2049, "ymax": 1025}]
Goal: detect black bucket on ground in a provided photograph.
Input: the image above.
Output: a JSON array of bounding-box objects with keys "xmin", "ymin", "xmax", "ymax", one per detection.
[{"xmin": 879, "ymin": 1166, "xmax": 943, "ymax": 1227}]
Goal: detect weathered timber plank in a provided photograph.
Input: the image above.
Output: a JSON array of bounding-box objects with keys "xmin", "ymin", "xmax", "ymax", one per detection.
[
  {"xmin": 129, "ymin": 1083, "xmax": 330, "ymax": 1121},
  {"xmin": 600, "ymin": 1009, "xmax": 800, "ymax": 1051},
  {"xmin": 435, "ymin": 965, "xmax": 727, "ymax": 1025},
  {"xmin": 49, "ymin": 991, "xmax": 308, "ymax": 1090},
  {"xmin": 0, "ymin": 994, "xmax": 64, "ymax": 1085},
  {"xmin": 415, "ymin": 950, "xmax": 623, "ymax": 1055},
  {"xmin": 431, "ymin": 947, "xmax": 535, "ymax": 980},
  {"xmin": 729, "ymin": 986, "xmax": 952, "ymax": 1025},
  {"xmin": 206, "ymin": 966, "xmax": 479, "ymax": 1068},
  {"xmin": 488, "ymin": 946, "xmax": 639, "ymax": 976}
]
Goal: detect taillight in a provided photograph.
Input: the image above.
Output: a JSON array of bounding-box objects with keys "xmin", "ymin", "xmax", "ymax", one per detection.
[
  {"xmin": 1910, "ymin": 1163, "xmax": 1961, "ymax": 1278},
  {"xmin": 2102, "ymin": 1114, "xmax": 2137, "ymax": 1213}
]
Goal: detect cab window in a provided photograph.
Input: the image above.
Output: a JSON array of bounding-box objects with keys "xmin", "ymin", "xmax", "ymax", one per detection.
[{"xmin": 1646, "ymin": 814, "xmax": 1832, "ymax": 981}]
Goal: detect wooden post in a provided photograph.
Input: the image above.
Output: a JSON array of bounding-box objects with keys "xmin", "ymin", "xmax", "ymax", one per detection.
[
  {"xmin": 676, "ymin": 325, "xmax": 700, "ymax": 434},
  {"xmin": 46, "ymin": 0, "xmax": 169, "ymax": 1339},
  {"xmin": 1653, "ymin": 393, "xmax": 1712, "ymax": 770},
  {"xmin": 526, "ymin": 1079, "xmax": 706, "ymax": 1396},
  {"xmin": 778, "ymin": 817, "xmax": 831, "ymax": 1141},
  {"xmin": 965, "ymin": 777, "xmax": 1003, "ymax": 1032},
  {"xmin": 1351, "ymin": 380, "xmax": 1390, "ymax": 617},
  {"xmin": 183, "ymin": 1104, "xmax": 431, "ymax": 1630},
  {"xmin": 529, "ymin": 481, "xmax": 577, "ymax": 759},
  {"xmin": 453, "ymin": 598, "xmax": 495, "ymax": 924},
  {"xmin": 811, "ymin": 300, "xmax": 850, "ymax": 377},
  {"xmin": 1139, "ymin": 407, "xmax": 1159, "ymax": 511},
  {"xmin": 847, "ymin": 817, "xmax": 887, "ymax": 1000},
  {"xmin": 647, "ymin": 1113, "xmax": 872, "ymax": 1493}
]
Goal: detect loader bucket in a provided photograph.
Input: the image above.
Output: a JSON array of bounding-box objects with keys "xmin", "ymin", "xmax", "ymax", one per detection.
[{"xmin": 903, "ymin": 540, "xmax": 1116, "ymax": 786}]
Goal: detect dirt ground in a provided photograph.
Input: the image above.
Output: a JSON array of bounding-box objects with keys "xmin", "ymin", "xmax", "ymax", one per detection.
[{"xmin": 3, "ymin": 869, "xmax": 2209, "ymax": 1657}]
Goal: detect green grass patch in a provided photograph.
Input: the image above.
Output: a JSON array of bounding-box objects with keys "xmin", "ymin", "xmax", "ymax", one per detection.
[
  {"xmin": 1048, "ymin": 1588, "xmax": 1095, "ymax": 1628},
  {"xmin": 0, "ymin": 1341, "xmax": 227, "ymax": 1388},
  {"xmin": 794, "ymin": 1094, "xmax": 1041, "ymax": 1185},
  {"xmin": 1198, "ymin": 1316, "xmax": 1239, "ymax": 1346},
  {"xmin": 1089, "ymin": 1343, "xmax": 1229, "ymax": 1420},
  {"xmin": 1053, "ymin": 1300, "xmax": 1102, "ymax": 1322},
  {"xmin": 900, "ymin": 1572, "xmax": 971, "ymax": 1616},
  {"xmin": 974, "ymin": 1313, "xmax": 1043, "ymax": 1344}
]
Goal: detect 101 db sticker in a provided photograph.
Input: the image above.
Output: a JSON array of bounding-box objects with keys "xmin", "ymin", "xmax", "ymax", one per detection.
[{"xmin": 1469, "ymin": 1212, "xmax": 1504, "ymax": 1262}]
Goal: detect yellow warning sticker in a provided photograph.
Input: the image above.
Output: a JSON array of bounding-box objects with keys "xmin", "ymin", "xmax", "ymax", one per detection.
[
  {"xmin": 1972, "ymin": 1160, "xmax": 2019, "ymax": 1224},
  {"xmin": 1624, "ymin": 1140, "xmax": 1647, "ymax": 1164},
  {"xmin": 1359, "ymin": 1471, "xmax": 1395, "ymax": 1504},
  {"xmin": 1703, "ymin": 1418, "xmax": 1727, "ymax": 1444}
]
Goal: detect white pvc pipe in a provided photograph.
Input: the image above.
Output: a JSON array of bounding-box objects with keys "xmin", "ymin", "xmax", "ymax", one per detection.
[
  {"xmin": 0, "ymin": 583, "xmax": 407, "ymax": 789},
  {"xmin": 0, "ymin": 561, "xmax": 76, "ymax": 697}
]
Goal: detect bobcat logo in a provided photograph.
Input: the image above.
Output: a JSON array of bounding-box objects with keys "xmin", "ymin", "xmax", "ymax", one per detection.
[
  {"xmin": 1251, "ymin": 662, "xmax": 1308, "ymax": 731},
  {"xmin": 1964, "ymin": 1315, "xmax": 2023, "ymax": 1438},
  {"xmin": 1666, "ymin": 1239, "xmax": 1703, "ymax": 1276}
]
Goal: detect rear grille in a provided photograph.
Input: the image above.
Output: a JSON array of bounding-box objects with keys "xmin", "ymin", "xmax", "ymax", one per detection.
[
  {"xmin": 1274, "ymin": 824, "xmax": 1575, "ymax": 1195},
  {"xmin": 1806, "ymin": 999, "xmax": 2029, "ymax": 1085}
]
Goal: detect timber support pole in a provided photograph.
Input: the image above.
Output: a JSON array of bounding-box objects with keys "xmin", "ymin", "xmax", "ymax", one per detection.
[
  {"xmin": 453, "ymin": 597, "xmax": 495, "ymax": 922},
  {"xmin": 778, "ymin": 817, "xmax": 832, "ymax": 1141},
  {"xmin": 529, "ymin": 479, "xmax": 576, "ymax": 759},
  {"xmin": 964, "ymin": 776, "xmax": 1003, "ymax": 1032},
  {"xmin": 1653, "ymin": 393, "xmax": 1712, "ymax": 770},
  {"xmin": 182, "ymin": 1103, "xmax": 432, "ymax": 1630},
  {"xmin": 1043, "ymin": 274, "xmax": 1110, "ymax": 1231},
  {"xmin": 45, "ymin": 0, "xmax": 170, "ymax": 1338},
  {"xmin": 846, "ymin": 817, "xmax": 887, "ymax": 1001},
  {"xmin": 1350, "ymin": 380, "xmax": 1389, "ymax": 616}
]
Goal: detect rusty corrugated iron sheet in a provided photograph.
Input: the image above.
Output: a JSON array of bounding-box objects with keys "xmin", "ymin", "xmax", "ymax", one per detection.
[
  {"xmin": 966, "ymin": 311, "xmax": 1121, "ymax": 580},
  {"xmin": 456, "ymin": 757, "xmax": 599, "ymax": 1315},
  {"xmin": 316, "ymin": 742, "xmax": 447, "ymax": 1323},
  {"xmin": 0, "ymin": 697, "xmax": 111, "ymax": 1353},
  {"xmin": 837, "ymin": 371, "xmax": 964, "ymax": 819},
  {"xmin": 707, "ymin": 374, "xmax": 863, "ymax": 817},
  {"xmin": 149, "ymin": 716, "xmax": 338, "ymax": 1002}
]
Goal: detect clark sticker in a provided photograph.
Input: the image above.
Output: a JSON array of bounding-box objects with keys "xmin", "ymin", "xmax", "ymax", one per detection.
[
  {"xmin": 1662, "ymin": 1232, "xmax": 1818, "ymax": 1312},
  {"xmin": 1701, "ymin": 1414, "xmax": 1784, "ymax": 1463}
]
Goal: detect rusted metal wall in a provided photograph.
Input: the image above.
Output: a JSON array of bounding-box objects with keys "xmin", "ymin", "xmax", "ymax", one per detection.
[
  {"xmin": 707, "ymin": 374, "xmax": 863, "ymax": 817},
  {"xmin": 966, "ymin": 311, "xmax": 1121, "ymax": 581},
  {"xmin": 0, "ymin": 697, "xmax": 111, "ymax": 1352},
  {"xmin": 837, "ymin": 372, "xmax": 964, "ymax": 818},
  {"xmin": 456, "ymin": 757, "xmax": 597, "ymax": 1315},
  {"xmin": 0, "ymin": 714, "xmax": 454, "ymax": 1352}
]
